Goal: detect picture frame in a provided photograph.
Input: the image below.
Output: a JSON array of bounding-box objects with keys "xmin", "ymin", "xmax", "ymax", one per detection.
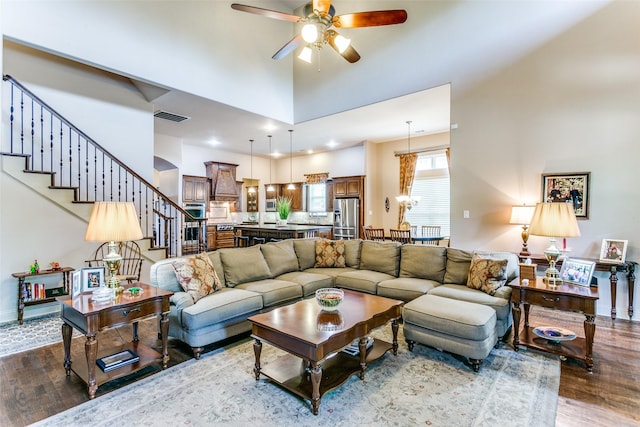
[
  {"xmin": 541, "ymin": 172, "xmax": 590, "ymax": 219},
  {"xmin": 71, "ymin": 270, "xmax": 82, "ymax": 298},
  {"xmin": 599, "ymin": 239, "xmax": 628, "ymax": 264},
  {"xmin": 559, "ymin": 258, "xmax": 596, "ymax": 287},
  {"xmin": 81, "ymin": 267, "xmax": 105, "ymax": 293}
]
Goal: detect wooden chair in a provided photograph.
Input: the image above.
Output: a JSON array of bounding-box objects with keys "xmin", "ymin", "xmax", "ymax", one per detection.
[
  {"xmin": 421, "ymin": 225, "xmax": 442, "ymax": 246},
  {"xmin": 85, "ymin": 241, "xmax": 143, "ymax": 283},
  {"xmin": 363, "ymin": 226, "xmax": 386, "ymax": 241},
  {"xmin": 389, "ymin": 229, "xmax": 413, "ymax": 244}
]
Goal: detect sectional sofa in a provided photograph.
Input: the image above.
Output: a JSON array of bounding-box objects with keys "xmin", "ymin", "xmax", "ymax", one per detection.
[{"xmin": 149, "ymin": 238, "xmax": 519, "ymax": 363}]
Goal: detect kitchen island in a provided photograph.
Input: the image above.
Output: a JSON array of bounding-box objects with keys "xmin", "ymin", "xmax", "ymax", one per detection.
[{"xmin": 234, "ymin": 224, "xmax": 332, "ymax": 241}]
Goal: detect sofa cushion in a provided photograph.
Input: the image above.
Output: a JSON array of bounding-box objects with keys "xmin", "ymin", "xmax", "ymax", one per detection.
[
  {"xmin": 277, "ymin": 271, "xmax": 333, "ymax": 297},
  {"xmin": 443, "ymin": 248, "xmax": 473, "ymax": 285},
  {"xmin": 359, "ymin": 240, "xmax": 401, "ymax": 276},
  {"xmin": 219, "ymin": 246, "xmax": 272, "ymax": 287},
  {"xmin": 399, "ymin": 245, "xmax": 447, "ymax": 282},
  {"xmin": 335, "ymin": 269, "xmax": 395, "ymax": 294},
  {"xmin": 180, "ymin": 288, "xmax": 263, "ymax": 331},
  {"xmin": 314, "ymin": 239, "xmax": 346, "ymax": 268},
  {"xmin": 235, "ymin": 279, "xmax": 303, "ymax": 306},
  {"xmin": 377, "ymin": 277, "xmax": 440, "ymax": 302},
  {"xmin": 343, "ymin": 239, "xmax": 363, "ymax": 268},
  {"xmin": 172, "ymin": 252, "xmax": 223, "ymax": 303},
  {"xmin": 207, "ymin": 251, "xmax": 226, "ymax": 288},
  {"xmin": 428, "ymin": 284, "xmax": 512, "ymax": 322},
  {"xmin": 467, "ymin": 255, "xmax": 508, "ymax": 295},
  {"xmin": 293, "ymin": 238, "xmax": 318, "ymax": 270},
  {"xmin": 260, "ymin": 239, "xmax": 299, "ymax": 276}
]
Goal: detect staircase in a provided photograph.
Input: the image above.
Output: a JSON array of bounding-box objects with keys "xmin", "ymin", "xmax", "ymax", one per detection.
[{"xmin": 1, "ymin": 75, "xmax": 207, "ymax": 262}]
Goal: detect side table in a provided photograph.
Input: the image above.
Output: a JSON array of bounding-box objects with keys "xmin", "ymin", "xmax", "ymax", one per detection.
[
  {"xmin": 12, "ymin": 267, "xmax": 73, "ymax": 325},
  {"xmin": 525, "ymin": 255, "xmax": 636, "ymax": 320},
  {"xmin": 507, "ymin": 277, "xmax": 599, "ymax": 372},
  {"xmin": 59, "ymin": 283, "xmax": 173, "ymax": 399}
]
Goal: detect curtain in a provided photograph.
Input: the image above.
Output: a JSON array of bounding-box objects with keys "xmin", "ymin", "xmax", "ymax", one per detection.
[
  {"xmin": 398, "ymin": 152, "xmax": 418, "ymax": 226},
  {"xmin": 304, "ymin": 173, "xmax": 329, "ymax": 184}
]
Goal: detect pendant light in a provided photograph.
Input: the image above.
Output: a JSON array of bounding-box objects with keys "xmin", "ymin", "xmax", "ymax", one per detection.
[
  {"xmin": 287, "ymin": 129, "xmax": 295, "ymax": 190},
  {"xmin": 266, "ymin": 135, "xmax": 275, "ymax": 192},
  {"xmin": 248, "ymin": 139, "xmax": 256, "ymax": 193}
]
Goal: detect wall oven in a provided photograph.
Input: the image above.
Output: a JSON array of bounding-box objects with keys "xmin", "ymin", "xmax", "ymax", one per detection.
[{"xmin": 183, "ymin": 203, "xmax": 206, "ymax": 248}]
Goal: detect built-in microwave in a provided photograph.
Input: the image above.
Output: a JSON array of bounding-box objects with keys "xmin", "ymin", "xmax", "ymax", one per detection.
[
  {"xmin": 183, "ymin": 202, "xmax": 206, "ymax": 219},
  {"xmin": 265, "ymin": 199, "xmax": 276, "ymax": 211}
]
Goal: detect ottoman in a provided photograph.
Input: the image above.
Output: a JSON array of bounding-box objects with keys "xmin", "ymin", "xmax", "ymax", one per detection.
[{"xmin": 403, "ymin": 294, "xmax": 497, "ymax": 372}]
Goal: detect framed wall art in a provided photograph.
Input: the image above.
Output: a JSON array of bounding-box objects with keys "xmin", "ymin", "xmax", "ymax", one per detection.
[
  {"xmin": 559, "ymin": 258, "xmax": 596, "ymax": 287},
  {"xmin": 599, "ymin": 239, "xmax": 628, "ymax": 264},
  {"xmin": 71, "ymin": 270, "xmax": 82, "ymax": 298},
  {"xmin": 541, "ymin": 172, "xmax": 590, "ymax": 219},
  {"xmin": 81, "ymin": 267, "xmax": 105, "ymax": 293}
]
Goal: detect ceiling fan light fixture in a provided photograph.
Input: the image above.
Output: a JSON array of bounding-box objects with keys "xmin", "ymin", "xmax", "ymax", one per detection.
[
  {"xmin": 334, "ymin": 34, "xmax": 350, "ymax": 53},
  {"xmin": 301, "ymin": 23, "xmax": 319, "ymax": 43},
  {"xmin": 298, "ymin": 46, "xmax": 313, "ymax": 63}
]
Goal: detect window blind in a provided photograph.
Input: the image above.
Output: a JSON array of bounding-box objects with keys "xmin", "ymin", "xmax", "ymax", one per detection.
[{"xmin": 405, "ymin": 176, "xmax": 450, "ymax": 236}]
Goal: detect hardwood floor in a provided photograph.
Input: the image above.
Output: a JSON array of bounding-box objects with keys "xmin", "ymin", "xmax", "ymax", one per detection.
[{"xmin": 0, "ymin": 307, "xmax": 638, "ymax": 427}]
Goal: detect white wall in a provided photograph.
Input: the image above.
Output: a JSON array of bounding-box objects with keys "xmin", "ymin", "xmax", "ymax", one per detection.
[
  {"xmin": 450, "ymin": 1, "xmax": 640, "ymax": 319},
  {"xmin": 2, "ymin": 0, "xmax": 294, "ymax": 123}
]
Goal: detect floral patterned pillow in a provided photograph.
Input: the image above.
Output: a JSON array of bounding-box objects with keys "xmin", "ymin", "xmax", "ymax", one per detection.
[
  {"xmin": 172, "ymin": 252, "xmax": 222, "ymax": 303},
  {"xmin": 314, "ymin": 239, "xmax": 346, "ymax": 268},
  {"xmin": 467, "ymin": 255, "xmax": 508, "ymax": 296}
]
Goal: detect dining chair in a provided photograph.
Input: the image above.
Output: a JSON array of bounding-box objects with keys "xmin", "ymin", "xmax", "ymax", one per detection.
[
  {"xmin": 363, "ymin": 226, "xmax": 386, "ymax": 241},
  {"xmin": 389, "ymin": 229, "xmax": 413, "ymax": 244},
  {"xmin": 421, "ymin": 225, "xmax": 442, "ymax": 246},
  {"xmin": 85, "ymin": 240, "xmax": 143, "ymax": 283}
]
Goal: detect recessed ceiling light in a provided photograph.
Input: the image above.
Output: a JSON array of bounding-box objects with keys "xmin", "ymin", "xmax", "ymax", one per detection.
[{"xmin": 327, "ymin": 141, "xmax": 338, "ymax": 148}]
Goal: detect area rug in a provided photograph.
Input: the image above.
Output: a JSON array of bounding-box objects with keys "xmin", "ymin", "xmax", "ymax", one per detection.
[
  {"xmin": 32, "ymin": 327, "xmax": 560, "ymax": 427},
  {"xmin": 0, "ymin": 313, "xmax": 74, "ymax": 358}
]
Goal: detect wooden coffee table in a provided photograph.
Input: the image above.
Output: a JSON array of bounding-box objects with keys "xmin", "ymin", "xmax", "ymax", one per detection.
[
  {"xmin": 248, "ymin": 290, "xmax": 403, "ymax": 415},
  {"xmin": 60, "ymin": 283, "xmax": 173, "ymax": 399}
]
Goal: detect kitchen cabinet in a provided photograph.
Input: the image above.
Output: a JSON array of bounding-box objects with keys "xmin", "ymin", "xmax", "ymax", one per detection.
[
  {"xmin": 182, "ymin": 175, "xmax": 209, "ymax": 203},
  {"xmin": 265, "ymin": 184, "xmax": 280, "ymax": 201},
  {"xmin": 282, "ymin": 183, "xmax": 305, "ymax": 211},
  {"xmin": 207, "ymin": 227, "xmax": 216, "ymax": 250},
  {"xmin": 246, "ymin": 188, "xmax": 258, "ymax": 212},
  {"xmin": 333, "ymin": 176, "xmax": 363, "ymax": 198},
  {"xmin": 326, "ymin": 181, "xmax": 334, "ymax": 211}
]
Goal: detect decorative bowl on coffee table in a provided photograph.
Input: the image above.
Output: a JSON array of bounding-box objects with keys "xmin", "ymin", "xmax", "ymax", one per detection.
[{"xmin": 315, "ymin": 288, "xmax": 344, "ymax": 311}]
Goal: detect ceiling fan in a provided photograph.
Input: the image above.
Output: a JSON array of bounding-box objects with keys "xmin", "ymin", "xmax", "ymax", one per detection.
[{"xmin": 231, "ymin": 1, "xmax": 407, "ymax": 63}]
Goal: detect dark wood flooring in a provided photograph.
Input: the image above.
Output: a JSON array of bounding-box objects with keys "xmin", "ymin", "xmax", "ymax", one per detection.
[{"xmin": 0, "ymin": 307, "xmax": 638, "ymax": 427}]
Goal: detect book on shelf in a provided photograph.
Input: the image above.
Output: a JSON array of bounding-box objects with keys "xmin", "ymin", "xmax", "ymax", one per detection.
[
  {"xmin": 96, "ymin": 349, "xmax": 140, "ymax": 372},
  {"xmin": 341, "ymin": 336, "xmax": 374, "ymax": 356}
]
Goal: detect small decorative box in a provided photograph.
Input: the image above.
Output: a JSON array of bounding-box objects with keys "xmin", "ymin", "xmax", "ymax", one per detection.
[{"xmin": 519, "ymin": 263, "xmax": 537, "ymax": 281}]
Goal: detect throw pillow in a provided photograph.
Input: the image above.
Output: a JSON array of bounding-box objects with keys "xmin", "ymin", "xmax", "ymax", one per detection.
[
  {"xmin": 172, "ymin": 252, "xmax": 222, "ymax": 303},
  {"xmin": 467, "ymin": 255, "xmax": 508, "ymax": 296},
  {"xmin": 314, "ymin": 239, "xmax": 346, "ymax": 268}
]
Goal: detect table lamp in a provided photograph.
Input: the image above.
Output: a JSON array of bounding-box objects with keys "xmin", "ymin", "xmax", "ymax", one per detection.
[
  {"xmin": 528, "ymin": 202, "xmax": 581, "ymax": 285},
  {"xmin": 85, "ymin": 202, "xmax": 143, "ymax": 294},
  {"xmin": 509, "ymin": 205, "xmax": 535, "ymax": 257}
]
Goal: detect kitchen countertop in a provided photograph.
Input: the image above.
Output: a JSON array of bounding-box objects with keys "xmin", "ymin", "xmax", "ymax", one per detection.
[{"xmin": 234, "ymin": 224, "xmax": 332, "ymax": 231}]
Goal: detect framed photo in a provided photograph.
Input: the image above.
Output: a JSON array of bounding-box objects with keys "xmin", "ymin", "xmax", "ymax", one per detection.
[
  {"xmin": 541, "ymin": 172, "xmax": 590, "ymax": 219},
  {"xmin": 559, "ymin": 258, "xmax": 596, "ymax": 287},
  {"xmin": 71, "ymin": 270, "xmax": 82, "ymax": 298},
  {"xmin": 599, "ymin": 239, "xmax": 628, "ymax": 264},
  {"xmin": 81, "ymin": 267, "xmax": 105, "ymax": 293}
]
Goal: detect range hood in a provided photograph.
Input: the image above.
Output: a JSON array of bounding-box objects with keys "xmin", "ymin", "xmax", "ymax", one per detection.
[{"xmin": 205, "ymin": 161, "xmax": 239, "ymax": 202}]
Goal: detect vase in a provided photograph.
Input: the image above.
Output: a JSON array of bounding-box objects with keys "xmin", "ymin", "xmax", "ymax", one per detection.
[{"xmin": 276, "ymin": 218, "xmax": 288, "ymax": 227}]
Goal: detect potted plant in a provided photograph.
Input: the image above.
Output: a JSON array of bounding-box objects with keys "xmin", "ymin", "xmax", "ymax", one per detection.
[{"xmin": 276, "ymin": 196, "xmax": 292, "ymax": 226}]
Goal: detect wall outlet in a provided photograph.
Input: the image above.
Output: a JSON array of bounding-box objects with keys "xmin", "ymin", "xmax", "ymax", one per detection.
[{"xmin": 463, "ymin": 210, "xmax": 470, "ymax": 219}]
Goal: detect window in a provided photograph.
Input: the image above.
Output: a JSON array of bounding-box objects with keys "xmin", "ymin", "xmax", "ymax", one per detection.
[
  {"xmin": 307, "ymin": 183, "xmax": 327, "ymax": 214},
  {"xmin": 405, "ymin": 151, "xmax": 450, "ymax": 236}
]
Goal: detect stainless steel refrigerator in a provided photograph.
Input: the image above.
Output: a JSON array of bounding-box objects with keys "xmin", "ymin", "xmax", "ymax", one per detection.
[{"xmin": 333, "ymin": 198, "xmax": 360, "ymax": 240}]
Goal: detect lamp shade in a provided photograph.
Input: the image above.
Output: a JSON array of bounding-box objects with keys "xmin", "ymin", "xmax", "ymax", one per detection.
[
  {"xmin": 85, "ymin": 201, "xmax": 143, "ymax": 242},
  {"xmin": 528, "ymin": 202, "xmax": 581, "ymax": 238},
  {"xmin": 509, "ymin": 205, "xmax": 535, "ymax": 225}
]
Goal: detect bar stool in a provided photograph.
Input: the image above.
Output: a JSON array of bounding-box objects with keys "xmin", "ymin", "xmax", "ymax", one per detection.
[
  {"xmin": 252, "ymin": 237, "xmax": 266, "ymax": 245},
  {"xmin": 235, "ymin": 235, "xmax": 250, "ymax": 247}
]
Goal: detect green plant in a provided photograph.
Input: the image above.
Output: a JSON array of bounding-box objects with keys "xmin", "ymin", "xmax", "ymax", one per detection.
[{"xmin": 276, "ymin": 196, "xmax": 292, "ymax": 220}]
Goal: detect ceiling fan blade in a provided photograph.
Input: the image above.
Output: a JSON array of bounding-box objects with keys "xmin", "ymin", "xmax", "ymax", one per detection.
[
  {"xmin": 333, "ymin": 10, "xmax": 408, "ymax": 28},
  {"xmin": 312, "ymin": 0, "xmax": 332, "ymax": 15},
  {"xmin": 231, "ymin": 3, "xmax": 301, "ymax": 23},
  {"xmin": 326, "ymin": 31, "xmax": 360, "ymax": 63},
  {"xmin": 272, "ymin": 33, "xmax": 304, "ymax": 60}
]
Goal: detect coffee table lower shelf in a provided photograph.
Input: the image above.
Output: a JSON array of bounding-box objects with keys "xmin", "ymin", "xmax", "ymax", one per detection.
[
  {"xmin": 68, "ymin": 341, "xmax": 161, "ymax": 390},
  {"xmin": 258, "ymin": 338, "xmax": 392, "ymax": 405},
  {"xmin": 517, "ymin": 326, "xmax": 588, "ymax": 363}
]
